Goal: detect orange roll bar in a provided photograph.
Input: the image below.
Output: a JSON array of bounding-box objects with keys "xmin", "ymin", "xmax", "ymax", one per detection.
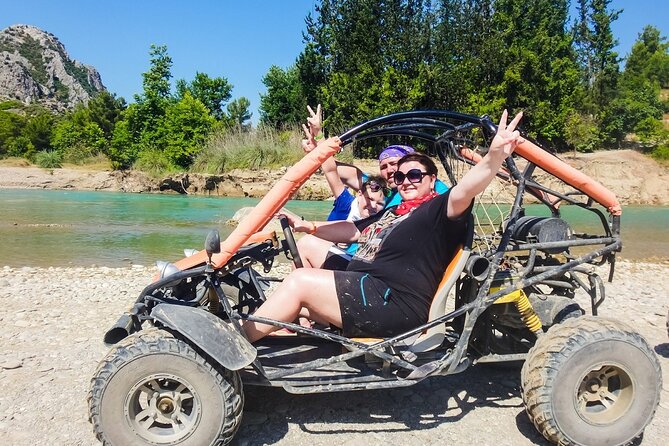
[
  {"xmin": 209, "ymin": 138, "xmax": 341, "ymax": 268},
  {"xmin": 514, "ymin": 140, "xmax": 622, "ymax": 216}
]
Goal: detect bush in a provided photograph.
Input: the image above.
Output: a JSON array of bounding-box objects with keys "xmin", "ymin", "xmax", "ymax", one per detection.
[
  {"xmin": 133, "ymin": 148, "xmax": 181, "ymax": 178},
  {"xmin": 6, "ymin": 135, "xmax": 35, "ymax": 159},
  {"xmin": 192, "ymin": 125, "xmax": 303, "ymax": 174},
  {"xmin": 34, "ymin": 150, "xmax": 63, "ymax": 168},
  {"xmin": 651, "ymin": 143, "xmax": 669, "ymax": 160}
]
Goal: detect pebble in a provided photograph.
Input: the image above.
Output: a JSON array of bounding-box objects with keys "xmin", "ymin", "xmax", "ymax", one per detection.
[
  {"xmin": 0, "ymin": 261, "xmax": 666, "ymax": 445},
  {"xmin": 0, "ymin": 360, "xmax": 22, "ymax": 370}
]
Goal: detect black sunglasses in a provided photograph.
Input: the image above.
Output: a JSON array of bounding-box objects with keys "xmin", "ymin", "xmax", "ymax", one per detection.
[
  {"xmin": 393, "ymin": 169, "xmax": 429, "ymax": 185},
  {"xmin": 363, "ymin": 180, "xmax": 390, "ymax": 196}
]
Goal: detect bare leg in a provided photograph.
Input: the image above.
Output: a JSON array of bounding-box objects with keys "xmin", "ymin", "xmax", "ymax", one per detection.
[
  {"xmin": 242, "ymin": 268, "xmax": 342, "ymax": 342},
  {"xmin": 296, "ymin": 234, "xmax": 334, "ymax": 268}
]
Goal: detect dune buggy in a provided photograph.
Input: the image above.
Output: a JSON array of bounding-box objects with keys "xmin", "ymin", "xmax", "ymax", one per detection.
[{"xmin": 88, "ymin": 110, "xmax": 661, "ymax": 446}]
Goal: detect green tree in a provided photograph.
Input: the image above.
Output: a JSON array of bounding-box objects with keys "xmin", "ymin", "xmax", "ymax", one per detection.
[
  {"xmin": 176, "ymin": 72, "xmax": 233, "ymax": 120},
  {"xmin": 109, "ymin": 45, "xmax": 175, "ymax": 168},
  {"xmin": 623, "ymin": 25, "xmax": 669, "ymax": 89},
  {"xmin": 87, "ymin": 91, "xmax": 126, "ymax": 140},
  {"xmin": 108, "ymin": 118, "xmax": 137, "ymax": 169},
  {"xmin": 162, "ymin": 92, "xmax": 215, "ymax": 168},
  {"xmin": 572, "ymin": 0, "xmax": 622, "ymax": 144},
  {"xmin": 491, "ymin": 0, "xmax": 581, "ymax": 146},
  {"xmin": 0, "ymin": 106, "xmax": 27, "ymax": 157},
  {"xmin": 51, "ymin": 117, "xmax": 106, "ymax": 162},
  {"xmin": 24, "ymin": 111, "xmax": 55, "ymax": 152},
  {"xmin": 259, "ymin": 65, "xmax": 305, "ymax": 128},
  {"xmin": 226, "ymin": 97, "xmax": 253, "ymax": 130},
  {"xmin": 49, "ymin": 94, "xmax": 123, "ymax": 162},
  {"xmin": 131, "ymin": 44, "xmax": 174, "ymax": 141}
]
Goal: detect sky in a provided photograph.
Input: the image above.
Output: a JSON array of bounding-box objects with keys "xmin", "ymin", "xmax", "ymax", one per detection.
[{"xmin": 1, "ymin": 1, "xmax": 667, "ymax": 123}]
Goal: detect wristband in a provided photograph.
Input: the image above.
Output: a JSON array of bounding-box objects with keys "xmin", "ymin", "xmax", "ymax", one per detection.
[{"xmin": 314, "ymin": 133, "xmax": 324, "ymax": 141}]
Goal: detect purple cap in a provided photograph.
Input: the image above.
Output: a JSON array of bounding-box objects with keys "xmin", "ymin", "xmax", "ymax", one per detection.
[{"xmin": 378, "ymin": 145, "xmax": 415, "ymax": 161}]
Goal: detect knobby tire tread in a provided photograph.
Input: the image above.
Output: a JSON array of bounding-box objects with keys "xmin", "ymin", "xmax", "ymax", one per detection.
[
  {"xmin": 520, "ymin": 316, "xmax": 661, "ymax": 446},
  {"xmin": 87, "ymin": 328, "xmax": 243, "ymax": 446}
]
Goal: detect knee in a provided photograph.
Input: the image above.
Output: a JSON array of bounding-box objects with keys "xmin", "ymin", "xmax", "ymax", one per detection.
[
  {"xmin": 280, "ymin": 269, "xmax": 312, "ymax": 301},
  {"xmin": 297, "ymin": 234, "xmax": 318, "ymax": 254}
]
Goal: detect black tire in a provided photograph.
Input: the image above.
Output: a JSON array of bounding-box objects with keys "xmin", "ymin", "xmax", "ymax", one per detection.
[
  {"xmin": 521, "ymin": 316, "xmax": 661, "ymax": 446},
  {"xmin": 88, "ymin": 328, "xmax": 244, "ymax": 446}
]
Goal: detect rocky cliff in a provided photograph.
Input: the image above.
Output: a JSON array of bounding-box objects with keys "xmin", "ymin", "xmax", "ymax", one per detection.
[{"xmin": 0, "ymin": 24, "xmax": 105, "ymax": 111}]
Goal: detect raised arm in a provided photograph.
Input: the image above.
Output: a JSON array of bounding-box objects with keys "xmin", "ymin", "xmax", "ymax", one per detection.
[
  {"xmin": 447, "ymin": 110, "xmax": 524, "ymax": 219},
  {"xmin": 335, "ymin": 161, "xmax": 364, "ymax": 191},
  {"xmin": 302, "ymin": 104, "xmax": 346, "ymax": 198}
]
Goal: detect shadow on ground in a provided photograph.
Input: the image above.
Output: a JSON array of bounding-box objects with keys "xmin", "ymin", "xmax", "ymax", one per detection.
[
  {"xmin": 654, "ymin": 343, "xmax": 669, "ymax": 358},
  {"xmin": 232, "ymin": 363, "xmax": 549, "ymax": 445}
]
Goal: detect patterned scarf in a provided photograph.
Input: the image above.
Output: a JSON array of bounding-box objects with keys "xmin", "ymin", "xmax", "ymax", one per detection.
[{"xmin": 395, "ymin": 191, "xmax": 439, "ymax": 215}]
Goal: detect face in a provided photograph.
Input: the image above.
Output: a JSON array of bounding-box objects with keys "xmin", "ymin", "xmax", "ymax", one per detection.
[
  {"xmin": 395, "ymin": 160, "xmax": 435, "ymax": 202},
  {"xmin": 356, "ymin": 186, "xmax": 386, "ymax": 218},
  {"xmin": 378, "ymin": 156, "xmax": 402, "ymax": 187}
]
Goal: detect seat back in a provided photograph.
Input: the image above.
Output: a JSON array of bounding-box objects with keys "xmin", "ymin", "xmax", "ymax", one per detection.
[{"xmin": 409, "ymin": 215, "xmax": 474, "ymax": 352}]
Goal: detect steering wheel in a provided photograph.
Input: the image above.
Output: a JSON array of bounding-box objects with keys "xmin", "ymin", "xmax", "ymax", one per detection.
[{"xmin": 279, "ymin": 216, "xmax": 303, "ymax": 268}]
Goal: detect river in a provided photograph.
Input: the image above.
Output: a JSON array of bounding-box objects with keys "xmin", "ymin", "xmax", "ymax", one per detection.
[{"xmin": 0, "ymin": 189, "xmax": 667, "ymax": 267}]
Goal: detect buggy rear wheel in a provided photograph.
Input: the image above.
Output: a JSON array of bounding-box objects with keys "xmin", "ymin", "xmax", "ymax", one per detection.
[
  {"xmin": 88, "ymin": 329, "xmax": 243, "ymax": 445},
  {"xmin": 521, "ymin": 316, "xmax": 661, "ymax": 446}
]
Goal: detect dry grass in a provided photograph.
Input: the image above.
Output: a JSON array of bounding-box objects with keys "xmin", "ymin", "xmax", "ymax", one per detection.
[{"xmin": 0, "ymin": 157, "xmax": 33, "ymax": 167}]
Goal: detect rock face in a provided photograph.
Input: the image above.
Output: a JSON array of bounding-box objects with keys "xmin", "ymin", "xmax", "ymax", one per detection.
[{"xmin": 0, "ymin": 24, "xmax": 105, "ymax": 111}]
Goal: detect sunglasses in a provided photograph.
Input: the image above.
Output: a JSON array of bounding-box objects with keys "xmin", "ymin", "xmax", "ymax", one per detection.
[
  {"xmin": 363, "ymin": 180, "xmax": 390, "ymax": 197},
  {"xmin": 393, "ymin": 169, "xmax": 429, "ymax": 185}
]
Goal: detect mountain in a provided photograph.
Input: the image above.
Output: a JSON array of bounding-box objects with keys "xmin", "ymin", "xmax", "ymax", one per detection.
[{"xmin": 0, "ymin": 24, "xmax": 106, "ymax": 111}]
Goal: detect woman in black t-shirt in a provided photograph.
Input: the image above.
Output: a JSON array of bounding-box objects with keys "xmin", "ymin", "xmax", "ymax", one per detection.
[{"xmin": 242, "ymin": 110, "xmax": 524, "ymax": 342}]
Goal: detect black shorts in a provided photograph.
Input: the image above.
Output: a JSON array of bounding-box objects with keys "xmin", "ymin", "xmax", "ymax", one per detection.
[{"xmin": 333, "ymin": 271, "xmax": 423, "ymax": 337}]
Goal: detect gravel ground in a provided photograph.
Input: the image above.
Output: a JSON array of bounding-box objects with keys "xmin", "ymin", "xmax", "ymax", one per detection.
[{"xmin": 0, "ymin": 260, "xmax": 667, "ymax": 446}]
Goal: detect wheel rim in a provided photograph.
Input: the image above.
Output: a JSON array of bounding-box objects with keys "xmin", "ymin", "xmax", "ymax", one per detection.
[
  {"xmin": 575, "ymin": 363, "xmax": 634, "ymax": 424},
  {"xmin": 125, "ymin": 373, "xmax": 201, "ymax": 443}
]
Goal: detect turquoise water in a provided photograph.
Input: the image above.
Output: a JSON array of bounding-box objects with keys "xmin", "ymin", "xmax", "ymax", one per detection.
[
  {"xmin": 0, "ymin": 189, "xmax": 667, "ymax": 267},
  {"xmin": 0, "ymin": 189, "xmax": 331, "ymax": 267}
]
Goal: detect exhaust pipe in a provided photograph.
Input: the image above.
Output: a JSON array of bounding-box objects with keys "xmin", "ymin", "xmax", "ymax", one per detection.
[
  {"xmin": 464, "ymin": 255, "xmax": 491, "ymax": 282},
  {"xmin": 103, "ymin": 314, "xmax": 136, "ymax": 346}
]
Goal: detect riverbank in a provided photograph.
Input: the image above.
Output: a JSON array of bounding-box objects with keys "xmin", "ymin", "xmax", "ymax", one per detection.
[
  {"xmin": 0, "ymin": 260, "xmax": 667, "ymax": 445},
  {"xmin": 1, "ymin": 149, "xmax": 668, "ymax": 205}
]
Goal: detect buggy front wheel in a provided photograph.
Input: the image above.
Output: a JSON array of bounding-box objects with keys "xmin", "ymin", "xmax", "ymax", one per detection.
[
  {"xmin": 521, "ymin": 316, "xmax": 661, "ymax": 446},
  {"xmin": 88, "ymin": 329, "xmax": 244, "ymax": 445}
]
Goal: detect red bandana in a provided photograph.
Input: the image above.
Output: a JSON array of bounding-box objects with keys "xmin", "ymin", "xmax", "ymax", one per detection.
[{"xmin": 395, "ymin": 191, "xmax": 439, "ymax": 215}]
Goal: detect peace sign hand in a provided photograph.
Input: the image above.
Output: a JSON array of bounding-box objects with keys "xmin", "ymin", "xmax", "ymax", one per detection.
[
  {"xmin": 306, "ymin": 104, "xmax": 322, "ymax": 137},
  {"xmin": 489, "ymin": 110, "xmax": 524, "ymax": 159}
]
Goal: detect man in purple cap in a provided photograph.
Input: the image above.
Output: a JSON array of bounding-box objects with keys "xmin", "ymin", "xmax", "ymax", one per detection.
[{"xmin": 378, "ymin": 144, "xmax": 415, "ymax": 184}]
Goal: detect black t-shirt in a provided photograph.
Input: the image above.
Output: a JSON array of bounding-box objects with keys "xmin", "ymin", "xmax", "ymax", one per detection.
[{"xmin": 348, "ymin": 191, "xmax": 469, "ymax": 322}]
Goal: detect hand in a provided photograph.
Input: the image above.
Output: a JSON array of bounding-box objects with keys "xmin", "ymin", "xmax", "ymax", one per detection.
[
  {"xmin": 275, "ymin": 213, "xmax": 313, "ymax": 233},
  {"xmin": 301, "ymin": 124, "xmax": 316, "ymax": 153},
  {"xmin": 306, "ymin": 104, "xmax": 322, "ymax": 137},
  {"xmin": 489, "ymin": 110, "xmax": 524, "ymax": 159}
]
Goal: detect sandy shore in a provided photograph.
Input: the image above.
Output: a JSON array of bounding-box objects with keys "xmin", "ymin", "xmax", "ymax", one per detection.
[
  {"xmin": 0, "ymin": 260, "xmax": 667, "ymax": 445},
  {"xmin": 1, "ymin": 149, "xmax": 669, "ymax": 204}
]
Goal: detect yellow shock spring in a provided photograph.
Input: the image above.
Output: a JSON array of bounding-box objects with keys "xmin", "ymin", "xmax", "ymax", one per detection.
[{"xmin": 514, "ymin": 290, "xmax": 543, "ymax": 334}]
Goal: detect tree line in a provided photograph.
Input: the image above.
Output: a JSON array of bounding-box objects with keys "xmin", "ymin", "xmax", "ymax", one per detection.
[
  {"xmin": 1, "ymin": 0, "xmax": 668, "ymax": 173},
  {"xmin": 261, "ymin": 0, "xmax": 669, "ymax": 157}
]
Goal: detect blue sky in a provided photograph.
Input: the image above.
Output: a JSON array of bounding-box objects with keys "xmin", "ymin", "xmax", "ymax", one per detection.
[{"xmin": 1, "ymin": 1, "xmax": 667, "ymax": 122}]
